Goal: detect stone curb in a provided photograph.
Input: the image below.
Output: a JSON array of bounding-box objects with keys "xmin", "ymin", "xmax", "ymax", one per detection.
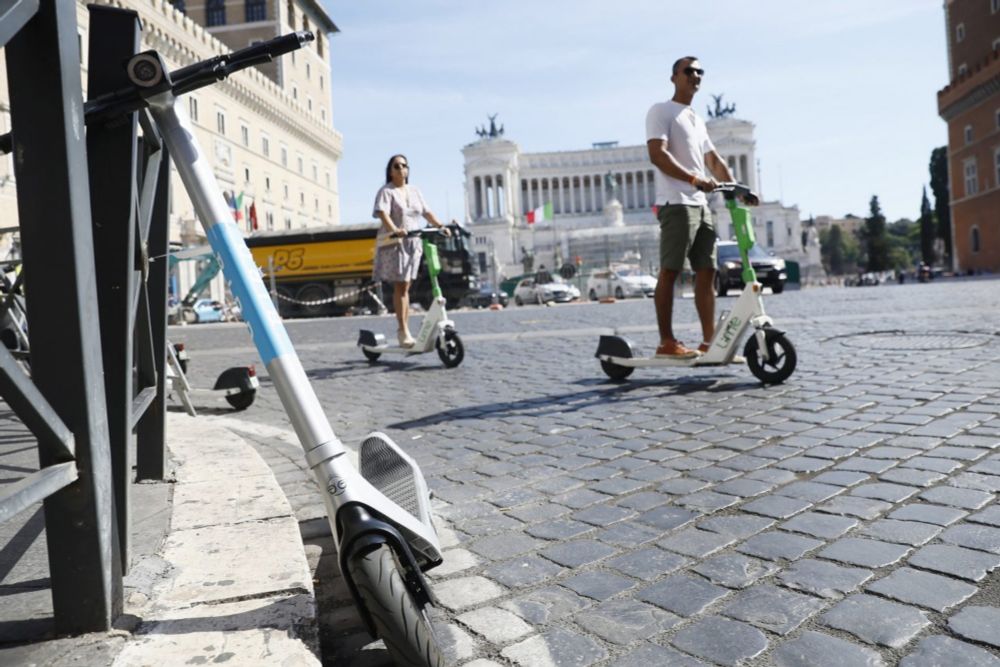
[{"xmin": 113, "ymin": 412, "xmax": 319, "ymax": 666}]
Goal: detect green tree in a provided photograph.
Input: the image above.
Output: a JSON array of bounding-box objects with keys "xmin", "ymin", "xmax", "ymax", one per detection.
[
  {"xmin": 929, "ymin": 147, "xmax": 950, "ymax": 266},
  {"xmin": 861, "ymin": 195, "xmax": 890, "ymax": 272},
  {"xmin": 820, "ymin": 224, "xmax": 854, "ymax": 275},
  {"xmin": 918, "ymin": 186, "xmax": 935, "ymax": 265}
]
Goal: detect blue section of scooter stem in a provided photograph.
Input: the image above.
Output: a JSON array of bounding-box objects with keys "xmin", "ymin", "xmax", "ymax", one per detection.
[{"xmin": 206, "ymin": 222, "xmax": 293, "ymax": 365}]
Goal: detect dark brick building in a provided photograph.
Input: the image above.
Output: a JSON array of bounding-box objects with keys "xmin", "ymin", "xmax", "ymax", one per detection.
[{"xmin": 937, "ymin": 0, "xmax": 1000, "ymax": 272}]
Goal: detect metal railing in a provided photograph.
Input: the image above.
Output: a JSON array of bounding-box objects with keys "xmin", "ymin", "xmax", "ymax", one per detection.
[{"xmin": 0, "ymin": 1, "xmax": 170, "ymax": 634}]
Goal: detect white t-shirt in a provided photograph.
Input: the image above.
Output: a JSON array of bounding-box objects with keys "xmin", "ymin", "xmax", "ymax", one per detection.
[{"xmin": 645, "ymin": 100, "xmax": 716, "ymax": 206}]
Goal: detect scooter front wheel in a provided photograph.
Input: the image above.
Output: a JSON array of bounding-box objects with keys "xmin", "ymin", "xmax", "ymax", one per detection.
[
  {"xmin": 348, "ymin": 544, "xmax": 445, "ymax": 667},
  {"xmin": 744, "ymin": 328, "xmax": 796, "ymax": 384},
  {"xmin": 436, "ymin": 330, "xmax": 464, "ymax": 368},
  {"xmin": 600, "ymin": 359, "xmax": 634, "ymax": 381}
]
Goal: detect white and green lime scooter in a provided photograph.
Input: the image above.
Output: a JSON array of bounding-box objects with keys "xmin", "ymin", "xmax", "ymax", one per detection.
[
  {"xmin": 595, "ymin": 183, "xmax": 797, "ymax": 384},
  {"xmin": 358, "ymin": 229, "xmax": 465, "ymax": 368}
]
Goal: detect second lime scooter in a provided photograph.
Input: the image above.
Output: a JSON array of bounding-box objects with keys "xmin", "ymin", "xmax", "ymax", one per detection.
[
  {"xmin": 358, "ymin": 228, "xmax": 465, "ymax": 368},
  {"xmin": 595, "ymin": 183, "xmax": 797, "ymax": 384}
]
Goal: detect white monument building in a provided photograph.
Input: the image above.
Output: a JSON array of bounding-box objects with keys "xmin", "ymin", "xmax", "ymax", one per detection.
[{"xmin": 462, "ymin": 102, "xmax": 823, "ymax": 285}]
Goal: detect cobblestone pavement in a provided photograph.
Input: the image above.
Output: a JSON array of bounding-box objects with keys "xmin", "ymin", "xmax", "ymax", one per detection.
[{"xmin": 172, "ymin": 278, "xmax": 1000, "ymax": 666}]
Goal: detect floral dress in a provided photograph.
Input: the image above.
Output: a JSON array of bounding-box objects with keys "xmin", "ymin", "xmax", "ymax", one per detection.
[{"xmin": 372, "ymin": 184, "xmax": 428, "ymax": 282}]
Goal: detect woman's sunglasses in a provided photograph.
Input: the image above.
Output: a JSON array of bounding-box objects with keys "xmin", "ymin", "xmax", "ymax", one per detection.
[{"xmin": 392, "ymin": 163, "xmax": 409, "ymax": 170}]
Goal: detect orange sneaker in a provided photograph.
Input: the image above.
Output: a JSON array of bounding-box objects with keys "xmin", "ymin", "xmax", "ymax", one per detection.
[{"xmin": 655, "ymin": 340, "xmax": 699, "ymax": 359}]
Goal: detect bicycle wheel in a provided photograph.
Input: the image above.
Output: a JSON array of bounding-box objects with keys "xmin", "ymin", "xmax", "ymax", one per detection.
[{"xmin": 348, "ymin": 544, "xmax": 444, "ymax": 667}]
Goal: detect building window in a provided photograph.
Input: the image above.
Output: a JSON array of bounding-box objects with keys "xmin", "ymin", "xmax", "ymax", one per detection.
[
  {"xmin": 285, "ymin": 217, "xmax": 292, "ymax": 230},
  {"xmin": 265, "ymin": 176, "xmax": 271, "ymax": 192},
  {"xmin": 206, "ymin": 0, "xmax": 225, "ymax": 26},
  {"xmin": 245, "ymin": 0, "xmax": 266, "ymax": 21},
  {"xmin": 303, "ymin": 15, "xmax": 309, "ymax": 33},
  {"xmin": 325, "ymin": 171, "xmax": 330, "ymax": 188},
  {"xmin": 216, "ymin": 111, "xmax": 225, "ymax": 135},
  {"xmin": 306, "ymin": 63, "xmax": 311, "ymax": 79},
  {"xmin": 292, "ymin": 85, "xmax": 298, "ymax": 100},
  {"xmin": 297, "ymin": 155, "xmax": 303, "ymax": 174},
  {"xmin": 964, "ymin": 124, "xmax": 973, "ymax": 144},
  {"xmin": 766, "ymin": 220, "xmax": 774, "ymax": 247},
  {"xmin": 321, "ymin": 108, "xmax": 326, "ymax": 123},
  {"xmin": 286, "ymin": 0, "xmax": 294, "ymax": 25},
  {"xmin": 283, "ymin": 183, "xmax": 289, "ymax": 199},
  {"xmin": 319, "ymin": 75, "xmax": 324, "ymax": 90},
  {"xmin": 300, "ymin": 192, "xmax": 305, "ymax": 206},
  {"xmin": 956, "ymin": 23, "xmax": 965, "ymax": 42},
  {"xmin": 307, "ymin": 96, "xmax": 313, "ymax": 112},
  {"xmin": 995, "ymin": 148, "xmax": 1000, "ymax": 188},
  {"xmin": 280, "ymin": 146, "xmax": 287, "ymax": 167},
  {"xmin": 964, "ymin": 158, "xmax": 978, "ymax": 196},
  {"xmin": 244, "ymin": 167, "xmax": 250, "ymax": 182},
  {"xmin": 312, "ymin": 164, "xmax": 318, "ymax": 181},
  {"xmin": 262, "ymin": 135, "xmax": 270, "ymax": 156},
  {"xmin": 971, "ymin": 226, "xmax": 981, "ymax": 252},
  {"xmin": 189, "ymin": 96, "xmax": 198, "ymax": 122},
  {"xmin": 314, "ymin": 197, "xmax": 319, "ymax": 211},
  {"xmin": 317, "ymin": 33, "xmax": 323, "ymax": 57},
  {"xmin": 240, "ymin": 124, "xmax": 249, "ymax": 147},
  {"xmin": 266, "ymin": 211, "xmax": 274, "ymax": 230}
]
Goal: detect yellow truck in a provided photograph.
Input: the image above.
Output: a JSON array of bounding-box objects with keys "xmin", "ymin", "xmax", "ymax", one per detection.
[{"xmin": 244, "ymin": 222, "xmax": 478, "ymax": 318}]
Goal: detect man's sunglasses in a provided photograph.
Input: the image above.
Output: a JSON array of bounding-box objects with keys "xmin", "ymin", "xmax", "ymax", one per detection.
[
  {"xmin": 392, "ymin": 163, "xmax": 409, "ymax": 170},
  {"xmin": 683, "ymin": 66, "xmax": 705, "ymax": 76}
]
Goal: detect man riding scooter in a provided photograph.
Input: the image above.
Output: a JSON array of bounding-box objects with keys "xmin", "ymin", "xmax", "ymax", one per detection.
[{"xmin": 646, "ymin": 55, "xmax": 746, "ymax": 359}]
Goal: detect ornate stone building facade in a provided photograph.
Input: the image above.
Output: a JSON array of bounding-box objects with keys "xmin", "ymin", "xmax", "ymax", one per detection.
[
  {"xmin": 0, "ymin": 0, "xmax": 342, "ymax": 299},
  {"xmin": 463, "ymin": 111, "xmax": 820, "ymax": 283}
]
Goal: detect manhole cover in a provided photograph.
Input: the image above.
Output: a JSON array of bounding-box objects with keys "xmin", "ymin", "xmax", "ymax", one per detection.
[{"xmin": 837, "ymin": 331, "xmax": 993, "ymax": 350}]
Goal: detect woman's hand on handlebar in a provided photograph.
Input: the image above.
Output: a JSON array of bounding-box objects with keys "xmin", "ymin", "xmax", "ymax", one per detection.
[
  {"xmin": 392, "ymin": 228, "xmax": 408, "ymax": 238},
  {"xmin": 438, "ymin": 226, "xmax": 451, "ymax": 237}
]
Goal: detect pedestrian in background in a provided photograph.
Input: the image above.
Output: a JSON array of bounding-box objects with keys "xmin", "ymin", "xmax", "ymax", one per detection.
[
  {"xmin": 373, "ymin": 154, "xmax": 450, "ymax": 347},
  {"xmin": 646, "ymin": 56, "xmax": 735, "ymax": 358}
]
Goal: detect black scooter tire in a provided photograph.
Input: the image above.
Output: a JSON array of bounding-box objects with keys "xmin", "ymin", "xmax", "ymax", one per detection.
[
  {"xmin": 362, "ymin": 348, "xmax": 382, "ymax": 362},
  {"xmin": 744, "ymin": 329, "xmax": 796, "ymax": 384},
  {"xmin": 348, "ymin": 544, "xmax": 444, "ymax": 667},
  {"xmin": 601, "ymin": 359, "xmax": 634, "ymax": 381},
  {"xmin": 436, "ymin": 330, "xmax": 464, "ymax": 368},
  {"xmin": 225, "ymin": 390, "xmax": 256, "ymax": 411}
]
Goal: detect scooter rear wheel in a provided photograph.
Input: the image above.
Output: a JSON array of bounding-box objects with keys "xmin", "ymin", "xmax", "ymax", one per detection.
[
  {"xmin": 362, "ymin": 348, "xmax": 382, "ymax": 362},
  {"xmin": 600, "ymin": 359, "xmax": 634, "ymax": 381},
  {"xmin": 348, "ymin": 544, "xmax": 444, "ymax": 667},
  {"xmin": 436, "ymin": 330, "xmax": 464, "ymax": 368},
  {"xmin": 744, "ymin": 328, "xmax": 796, "ymax": 384},
  {"xmin": 225, "ymin": 389, "xmax": 256, "ymax": 411}
]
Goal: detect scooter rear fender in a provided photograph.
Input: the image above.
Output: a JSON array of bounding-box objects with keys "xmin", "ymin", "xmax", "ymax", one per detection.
[{"xmin": 595, "ymin": 335, "xmax": 637, "ymax": 360}]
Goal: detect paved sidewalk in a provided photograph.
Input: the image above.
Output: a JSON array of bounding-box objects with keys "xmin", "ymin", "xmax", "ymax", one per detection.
[
  {"xmin": 172, "ymin": 278, "xmax": 1000, "ymax": 666},
  {"xmin": 0, "ymin": 411, "xmax": 318, "ymax": 666}
]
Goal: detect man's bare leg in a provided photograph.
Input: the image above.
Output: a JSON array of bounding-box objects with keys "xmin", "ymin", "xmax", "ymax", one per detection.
[
  {"xmin": 693, "ymin": 268, "xmax": 716, "ymax": 344},
  {"xmin": 655, "ymin": 268, "xmax": 679, "ymax": 344}
]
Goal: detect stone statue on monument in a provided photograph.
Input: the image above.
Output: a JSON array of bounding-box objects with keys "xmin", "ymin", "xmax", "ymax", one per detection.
[
  {"xmin": 707, "ymin": 94, "xmax": 736, "ymax": 119},
  {"xmin": 603, "ymin": 171, "xmax": 621, "ymax": 202},
  {"xmin": 521, "ymin": 245, "xmax": 534, "ymax": 274}
]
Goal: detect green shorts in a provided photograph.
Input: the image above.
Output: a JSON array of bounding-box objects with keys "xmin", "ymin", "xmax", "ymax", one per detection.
[{"xmin": 658, "ymin": 204, "xmax": 717, "ymax": 272}]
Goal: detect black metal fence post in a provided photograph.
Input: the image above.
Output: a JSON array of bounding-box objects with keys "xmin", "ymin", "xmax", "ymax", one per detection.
[
  {"xmin": 85, "ymin": 3, "xmax": 141, "ymax": 576},
  {"xmin": 6, "ymin": 0, "xmax": 118, "ymax": 631}
]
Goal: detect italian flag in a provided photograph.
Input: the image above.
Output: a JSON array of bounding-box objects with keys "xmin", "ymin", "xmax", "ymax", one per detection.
[{"xmin": 526, "ymin": 202, "xmax": 553, "ymax": 224}]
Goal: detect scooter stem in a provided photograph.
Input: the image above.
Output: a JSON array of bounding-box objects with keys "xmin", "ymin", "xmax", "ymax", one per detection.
[
  {"xmin": 423, "ymin": 237, "xmax": 443, "ymax": 300},
  {"xmin": 728, "ymin": 198, "xmax": 758, "ymax": 285}
]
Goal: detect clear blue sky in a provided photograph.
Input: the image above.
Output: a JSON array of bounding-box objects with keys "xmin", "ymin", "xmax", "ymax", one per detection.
[{"xmin": 323, "ymin": 0, "xmax": 947, "ymax": 225}]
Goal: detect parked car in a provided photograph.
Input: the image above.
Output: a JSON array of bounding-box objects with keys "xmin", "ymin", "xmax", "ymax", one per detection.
[
  {"xmin": 191, "ymin": 298, "xmax": 225, "ymax": 323},
  {"xmin": 461, "ymin": 287, "xmax": 510, "ymax": 309},
  {"xmin": 586, "ymin": 268, "xmax": 655, "ymax": 300},
  {"xmin": 715, "ymin": 241, "xmax": 787, "ymax": 295},
  {"xmin": 513, "ymin": 277, "xmax": 580, "ymax": 305}
]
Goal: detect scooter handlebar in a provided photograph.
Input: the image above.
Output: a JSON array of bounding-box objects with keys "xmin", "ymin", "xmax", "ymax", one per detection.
[{"xmin": 713, "ymin": 182, "xmax": 759, "ymax": 206}]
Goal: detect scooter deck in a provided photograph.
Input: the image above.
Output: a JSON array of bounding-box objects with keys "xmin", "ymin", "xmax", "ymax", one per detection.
[
  {"xmin": 597, "ymin": 354, "xmax": 744, "ymax": 368},
  {"xmin": 361, "ymin": 344, "xmax": 428, "ymax": 356}
]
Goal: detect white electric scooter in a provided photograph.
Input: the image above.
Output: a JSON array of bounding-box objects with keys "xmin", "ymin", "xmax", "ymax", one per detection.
[
  {"xmin": 358, "ymin": 228, "xmax": 465, "ymax": 368},
  {"xmin": 100, "ymin": 32, "xmax": 446, "ymax": 665},
  {"xmin": 596, "ymin": 183, "xmax": 797, "ymax": 385}
]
